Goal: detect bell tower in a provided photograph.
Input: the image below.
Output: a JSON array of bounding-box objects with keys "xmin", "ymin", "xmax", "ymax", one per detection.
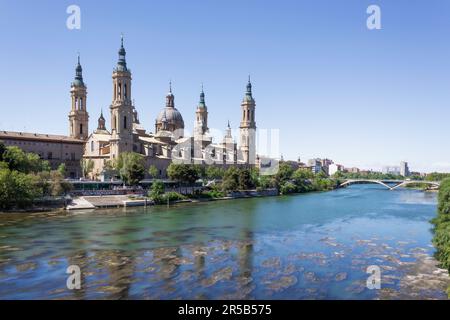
[
  {"xmin": 194, "ymin": 85, "xmax": 208, "ymax": 136},
  {"xmin": 109, "ymin": 35, "xmax": 134, "ymax": 160},
  {"xmin": 239, "ymin": 76, "xmax": 256, "ymax": 164},
  {"xmin": 68, "ymin": 54, "xmax": 89, "ymax": 140}
]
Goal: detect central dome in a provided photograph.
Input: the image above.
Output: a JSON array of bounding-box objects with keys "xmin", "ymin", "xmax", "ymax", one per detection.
[
  {"xmin": 157, "ymin": 107, "xmax": 184, "ymax": 126},
  {"xmin": 155, "ymin": 87, "xmax": 185, "ymax": 138}
]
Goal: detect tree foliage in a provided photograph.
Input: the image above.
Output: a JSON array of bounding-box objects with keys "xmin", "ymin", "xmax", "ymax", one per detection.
[
  {"xmin": 116, "ymin": 152, "xmax": 145, "ymax": 186},
  {"xmin": 0, "ymin": 168, "xmax": 41, "ymax": 209},
  {"xmin": 167, "ymin": 164, "xmax": 199, "ymax": 185},
  {"xmin": 2, "ymin": 146, "xmax": 50, "ymax": 173},
  {"xmin": 432, "ymin": 179, "xmax": 450, "ymax": 281},
  {"xmin": 148, "ymin": 165, "xmax": 159, "ymax": 179}
]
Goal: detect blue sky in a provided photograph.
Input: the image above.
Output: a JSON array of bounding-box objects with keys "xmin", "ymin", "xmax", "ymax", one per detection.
[{"xmin": 0, "ymin": 0, "xmax": 449, "ymax": 172}]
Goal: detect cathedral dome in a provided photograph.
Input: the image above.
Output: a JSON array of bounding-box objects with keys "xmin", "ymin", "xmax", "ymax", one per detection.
[
  {"xmin": 155, "ymin": 84, "xmax": 185, "ymax": 134},
  {"xmin": 156, "ymin": 107, "xmax": 184, "ymax": 128}
]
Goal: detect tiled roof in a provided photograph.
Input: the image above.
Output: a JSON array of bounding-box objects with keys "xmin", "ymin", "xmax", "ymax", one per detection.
[{"xmin": 0, "ymin": 131, "xmax": 84, "ymax": 144}]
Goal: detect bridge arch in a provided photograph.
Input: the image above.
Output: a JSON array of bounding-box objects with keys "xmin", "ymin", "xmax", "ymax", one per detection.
[
  {"xmin": 339, "ymin": 179, "xmax": 441, "ymax": 191},
  {"xmin": 339, "ymin": 179, "xmax": 393, "ymax": 190},
  {"xmin": 390, "ymin": 180, "xmax": 440, "ymax": 190}
]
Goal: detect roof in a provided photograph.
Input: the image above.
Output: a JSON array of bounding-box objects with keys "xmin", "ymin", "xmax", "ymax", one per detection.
[
  {"xmin": 89, "ymin": 132, "xmax": 111, "ymax": 141},
  {"xmin": 138, "ymin": 136, "xmax": 169, "ymax": 145},
  {"xmin": 0, "ymin": 131, "xmax": 85, "ymax": 144}
]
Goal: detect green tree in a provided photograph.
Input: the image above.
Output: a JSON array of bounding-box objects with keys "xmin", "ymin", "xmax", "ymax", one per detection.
[
  {"xmin": 116, "ymin": 152, "xmax": 145, "ymax": 186},
  {"xmin": 0, "ymin": 168, "xmax": 42, "ymax": 210},
  {"xmin": 0, "ymin": 141, "xmax": 6, "ymax": 162},
  {"xmin": 292, "ymin": 168, "xmax": 315, "ymax": 182},
  {"xmin": 2, "ymin": 146, "xmax": 49, "ymax": 173},
  {"xmin": 167, "ymin": 164, "xmax": 199, "ymax": 185},
  {"xmin": 49, "ymin": 170, "xmax": 73, "ymax": 196},
  {"xmin": 206, "ymin": 166, "xmax": 225, "ymax": 180},
  {"xmin": 3, "ymin": 146, "xmax": 28, "ymax": 172},
  {"xmin": 221, "ymin": 167, "xmax": 240, "ymax": 191},
  {"xmin": 148, "ymin": 165, "xmax": 159, "ymax": 179},
  {"xmin": 238, "ymin": 169, "xmax": 255, "ymax": 190},
  {"xmin": 148, "ymin": 180, "xmax": 165, "ymax": 199},
  {"xmin": 280, "ymin": 181, "xmax": 298, "ymax": 195},
  {"xmin": 57, "ymin": 163, "xmax": 66, "ymax": 177}
]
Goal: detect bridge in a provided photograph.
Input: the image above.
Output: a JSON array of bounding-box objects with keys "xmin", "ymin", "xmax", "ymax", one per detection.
[{"xmin": 339, "ymin": 179, "xmax": 441, "ymax": 190}]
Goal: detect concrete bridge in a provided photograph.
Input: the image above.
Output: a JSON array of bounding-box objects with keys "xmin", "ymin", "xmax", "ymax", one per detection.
[{"xmin": 339, "ymin": 179, "xmax": 441, "ymax": 190}]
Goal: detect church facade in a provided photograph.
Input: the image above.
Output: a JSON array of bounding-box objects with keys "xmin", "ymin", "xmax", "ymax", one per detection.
[{"xmin": 77, "ymin": 37, "xmax": 258, "ymax": 180}]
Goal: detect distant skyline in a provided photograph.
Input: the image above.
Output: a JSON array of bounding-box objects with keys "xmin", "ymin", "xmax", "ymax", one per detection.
[{"xmin": 1, "ymin": 0, "xmax": 450, "ymax": 172}]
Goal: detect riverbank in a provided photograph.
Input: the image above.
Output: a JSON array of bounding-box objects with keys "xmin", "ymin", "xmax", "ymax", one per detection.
[
  {"xmin": 64, "ymin": 188, "xmax": 280, "ymax": 211},
  {"xmin": 431, "ymin": 178, "xmax": 450, "ymax": 296}
]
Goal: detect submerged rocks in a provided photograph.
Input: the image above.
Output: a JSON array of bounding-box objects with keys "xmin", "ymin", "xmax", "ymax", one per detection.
[
  {"xmin": 201, "ymin": 267, "xmax": 233, "ymax": 288},
  {"xmin": 334, "ymin": 272, "xmax": 347, "ymax": 282},
  {"xmin": 267, "ymin": 275, "xmax": 298, "ymax": 292}
]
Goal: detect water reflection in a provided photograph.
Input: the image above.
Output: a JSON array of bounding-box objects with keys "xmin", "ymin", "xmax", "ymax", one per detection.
[{"xmin": 0, "ymin": 185, "xmax": 448, "ymax": 299}]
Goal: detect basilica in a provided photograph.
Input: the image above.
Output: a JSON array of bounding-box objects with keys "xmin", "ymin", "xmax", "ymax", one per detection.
[{"xmin": 69, "ymin": 37, "xmax": 257, "ymax": 179}]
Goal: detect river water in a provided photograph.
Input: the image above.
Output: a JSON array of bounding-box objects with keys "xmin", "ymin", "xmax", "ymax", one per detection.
[{"xmin": 0, "ymin": 184, "xmax": 448, "ymax": 299}]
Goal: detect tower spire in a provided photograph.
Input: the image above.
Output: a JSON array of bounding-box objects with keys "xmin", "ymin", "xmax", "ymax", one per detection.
[
  {"xmin": 116, "ymin": 34, "xmax": 127, "ymax": 71},
  {"xmin": 198, "ymin": 83, "xmax": 206, "ymax": 107},
  {"xmin": 166, "ymin": 81, "xmax": 175, "ymax": 108},
  {"xmin": 73, "ymin": 53, "xmax": 84, "ymax": 86}
]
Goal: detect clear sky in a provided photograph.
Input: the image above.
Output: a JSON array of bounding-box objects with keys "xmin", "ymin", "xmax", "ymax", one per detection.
[{"xmin": 0, "ymin": 0, "xmax": 449, "ymax": 172}]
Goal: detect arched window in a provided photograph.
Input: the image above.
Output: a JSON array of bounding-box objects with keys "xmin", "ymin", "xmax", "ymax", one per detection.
[
  {"xmin": 118, "ymin": 83, "xmax": 122, "ymax": 99},
  {"xmin": 80, "ymin": 124, "xmax": 83, "ymax": 135},
  {"xmin": 124, "ymin": 116, "xmax": 127, "ymax": 129},
  {"xmin": 91, "ymin": 141, "xmax": 94, "ymax": 152},
  {"xmin": 124, "ymin": 84, "xmax": 127, "ymax": 99}
]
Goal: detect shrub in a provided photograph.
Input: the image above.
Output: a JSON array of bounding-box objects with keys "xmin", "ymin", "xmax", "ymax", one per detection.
[{"xmin": 280, "ymin": 181, "xmax": 297, "ymax": 195}]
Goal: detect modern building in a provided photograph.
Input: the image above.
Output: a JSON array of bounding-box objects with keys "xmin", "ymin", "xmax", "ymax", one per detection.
[
  {"xmin": 382, "ymin": 166, "xmax": 400, "ymax": 175},
  {"xmin": 328, "ymin": 163, "xmax": 344, "ymax": 176},
  {"xmin": 400, "ymin": 161, "xmax": 410, "ymax": 177},
  {"xmin": 308, "ymin": 158, "xmax": 323, "ymax": 174}
]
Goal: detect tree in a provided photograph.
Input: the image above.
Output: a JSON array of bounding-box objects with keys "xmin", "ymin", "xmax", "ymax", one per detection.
[
  {"xmin": 293, "ymin": 168, "xmax": 315, "ymax": 181},
  {"xmin": 238, "ymin": 168, "xmax": 254, "ymax": 190},
  {"xmin": 194, "ymin": 165, "xmax": 206, "ymax": 180},
  {"xmin": 221, "ymin": 167, "xmax": 240, "ymax": 191},
  {"xmin": 3, "ymin": 146, "xmax": 28, "ymax": 172},
  {"xmin": 49, "ymin": 170, "xmax": 72, "ymax": 196},
  {"xmin": 2, "ymin": 146, "xmax": 49, "ymax": 173},
  {"xmin": 81, "ymin": 159, "xmax": 94, "ymax": 179},
  {"xmin": 438, "ymin": 178, "xmax": 450, "ymax": 216},
  {"xmin": 206, "ymin": 166, "xmax": 225, "ymax": 180},
  {"xmin": 148, "ymin": 165, "xmax": 159, "ymax": 179},
  {"xmin": 0, "ymin": 141, "xmax": 5, "ymax": 162},
  {"xmin": 280, "ymin": 181, "xmax": 298, "ymax": 195},
  {"xmin": 0, "ymin": 168, "xmax": 42, "ymax": 210},
  {"xmin": 116, "ymin": 152, "xmax": 145, "ymax": 186},
  {"xmin": 148, "ymin": 180, "xmax": 165, "ymax": 199},
  {"xmin": 57, "ymin": 163, "xmax": 66, "ymax": 177},
  {"xmin": 167, "ymin": 164, "xmax": 199, "ymax": 185}
]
